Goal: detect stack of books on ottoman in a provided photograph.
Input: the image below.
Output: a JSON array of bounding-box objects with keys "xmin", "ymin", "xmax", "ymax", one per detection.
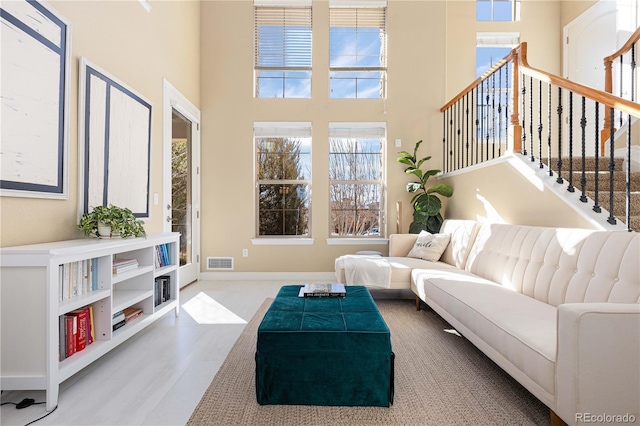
[{"xmin": 298, "ymin": 283, "xmax": 346, "ymax": 298}]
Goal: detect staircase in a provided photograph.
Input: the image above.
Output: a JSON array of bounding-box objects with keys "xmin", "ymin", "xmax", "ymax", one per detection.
[{"xmin": 554, "ymin": 157, "xmax": 640, "ymax": 231}]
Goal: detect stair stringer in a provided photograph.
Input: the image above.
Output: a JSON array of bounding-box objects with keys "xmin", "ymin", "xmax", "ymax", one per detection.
[{"xmin": 439, "ymin": 152, "xmax": 628, "ymax": 231}]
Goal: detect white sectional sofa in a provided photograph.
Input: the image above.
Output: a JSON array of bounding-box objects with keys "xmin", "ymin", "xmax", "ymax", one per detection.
[{"xmin": 335, "ymin": 220, "xmax": 640, "ymax": 425}]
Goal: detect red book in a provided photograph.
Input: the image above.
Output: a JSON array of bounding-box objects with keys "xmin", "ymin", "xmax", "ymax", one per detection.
[
  {"xmin": 68, "ymin": 308, "xmax": 88, "ymax": 352},
  {"xmin": 65, "ymin": 315, "xmax": 77, "ymax": 358}
]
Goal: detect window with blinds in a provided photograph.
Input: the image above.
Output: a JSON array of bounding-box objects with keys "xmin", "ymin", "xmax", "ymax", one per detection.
[
  {"xmin": 255, "ymin": 122, "xmax": 311, "ymax": 237},
  {"xmin": 329, "ymin": 3, "xmax": 387, "ymax": 99},
  {"xmin": 329, "ymin": 123, "xmax": 386, "ymax": 237},
  {"xmin": 254, "ymin": 5, "xmax": 312, "ymax": 98}
]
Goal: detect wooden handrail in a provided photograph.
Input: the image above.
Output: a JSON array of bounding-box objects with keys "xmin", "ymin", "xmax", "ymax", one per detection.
[
  {"xmin": 602, "ymin": 27, "xmax": 640, "ymax": 154},
  {"xmin": 441, "ymin": 42, "xmax": 640, "ymax": 124},
  {"xmin": 603, "ymin": 27, "xmax": 640, "ymax": 64}
]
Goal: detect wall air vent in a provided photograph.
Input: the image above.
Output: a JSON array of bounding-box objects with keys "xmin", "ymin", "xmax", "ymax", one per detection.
[{"xmin": 206, "ymin": 257, "xmax": 234, "ymax": 270}]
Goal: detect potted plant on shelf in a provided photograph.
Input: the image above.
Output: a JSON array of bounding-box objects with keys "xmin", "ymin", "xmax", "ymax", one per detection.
[
  {"xmin": 397, "ymin": 140, "xmax": 453, "ymax": 234},
  {"xmin": 78, "ymin": 204, "xmax": 146, "ymax": 238}
]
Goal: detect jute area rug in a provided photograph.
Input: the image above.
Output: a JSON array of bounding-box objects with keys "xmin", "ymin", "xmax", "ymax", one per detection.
[{"xmin": 187, "ymin": 298, "xmax": 549, "ymax": 426}]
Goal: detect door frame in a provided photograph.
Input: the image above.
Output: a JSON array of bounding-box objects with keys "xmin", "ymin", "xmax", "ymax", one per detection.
[{"xmin": 162, "ymin": 79, "xmax": 201, "ymax": 287}]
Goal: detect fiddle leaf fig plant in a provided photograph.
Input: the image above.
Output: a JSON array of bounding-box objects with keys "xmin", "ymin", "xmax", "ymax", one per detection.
[
  {"xmin": 397, "ymin": 140, "xmax": 453, "ymax": 234},
  {"xmin": 78, "ymin": 204, "xmax": 146, "ymax": 238}
]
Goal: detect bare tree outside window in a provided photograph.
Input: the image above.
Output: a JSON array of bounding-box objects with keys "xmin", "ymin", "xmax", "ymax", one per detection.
[
  {"xmin": 256, "ymin": 137, "xmax": 310, "ymax": 236},
  {"xmin": 329, "ymin": 137, "xmax": 383, "ymax": 236}
]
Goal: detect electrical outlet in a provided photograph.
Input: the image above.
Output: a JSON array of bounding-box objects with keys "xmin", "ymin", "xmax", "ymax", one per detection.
[{"xmin": 242, "ymin": 249, "xmax": 249, "ymax": 257}]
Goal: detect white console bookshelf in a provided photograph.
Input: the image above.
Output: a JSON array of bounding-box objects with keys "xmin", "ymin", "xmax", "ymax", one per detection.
[{"xmin": 0, "ymin": 233, "xmax": 180, "ymax": 411}]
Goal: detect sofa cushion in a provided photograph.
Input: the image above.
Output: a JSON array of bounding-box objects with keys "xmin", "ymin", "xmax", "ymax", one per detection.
[
  {"xmin": 412, "ymin": 268, "xmax": 557, "ymax": 397},
  {"xmin": 407, "ymin": 231, "xmax": 451, "ymax": 261}
]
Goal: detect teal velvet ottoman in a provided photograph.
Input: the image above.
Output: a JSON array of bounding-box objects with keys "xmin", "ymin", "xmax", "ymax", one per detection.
[{"xmin": 255, "ymin": 285, "xmax": 394, "ymax": 407}]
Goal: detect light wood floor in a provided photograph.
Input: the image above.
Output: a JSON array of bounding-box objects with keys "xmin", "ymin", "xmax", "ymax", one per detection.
[{"xmin": 0, "ymin": 280, "xmax": 305, "ymax": 426}]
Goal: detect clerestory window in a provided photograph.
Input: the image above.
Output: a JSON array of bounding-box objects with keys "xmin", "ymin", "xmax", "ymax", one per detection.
[
  {"xmin": 254, "ymin": 1, "xmax": 312, "ymax": 98},
  {"xmin": 329, "ymin": 1, "xmax": 387, "ymax": 99}
]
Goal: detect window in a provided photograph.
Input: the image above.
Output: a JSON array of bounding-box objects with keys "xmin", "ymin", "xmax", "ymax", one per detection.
[
  {"xmin": 476, "ymin": 0, "xmax": 520, "ymax": 22},
  {"xmin": 476, "ymin": 32, "xmax": 519, "ymax": 77},
  {"xmin": 255, "ymin": 122, "xmax": 311, "ymax": 237},
  {"xmin": 254, "ymin": 1, "xmax": 312, "ymax": 98},
  {"xmin": 329, "ymin": 123, "xmax": 385, "ymax": 237},
  {"xmin": 329, "ymin": 1, "xmax": 387, "ymax": 99}
]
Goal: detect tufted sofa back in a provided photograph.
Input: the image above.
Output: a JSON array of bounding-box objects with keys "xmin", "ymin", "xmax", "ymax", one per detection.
[{"xmin": 465, "ymin": 223, "xmax": 640, "ymax": 306}]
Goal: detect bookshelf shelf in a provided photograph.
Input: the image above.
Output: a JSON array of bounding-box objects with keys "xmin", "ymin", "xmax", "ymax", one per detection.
[{"xmin": 0, "ymin": 232, "xmax": 180, "ymax": 411}]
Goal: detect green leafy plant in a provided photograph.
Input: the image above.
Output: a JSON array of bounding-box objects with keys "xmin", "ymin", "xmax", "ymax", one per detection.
[
  {"xmin": 397, "ymin": 140, "xmax": 453, "ymax": 234},
  {"xmin": 78, "ymin": 204, "xmax": 146, "ymax": 238}
]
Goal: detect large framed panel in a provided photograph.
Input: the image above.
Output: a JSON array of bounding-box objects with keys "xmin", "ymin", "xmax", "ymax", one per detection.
[
  {"xmin": 0, "ymin": 0, "xmax": 71, "ymax": 198},
  {"xmin": 78, "ymin": 58, "xmax": 152, "ymax": 218}
]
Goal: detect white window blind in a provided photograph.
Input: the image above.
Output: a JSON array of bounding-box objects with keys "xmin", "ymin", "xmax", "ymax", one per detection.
[
  {"xmin": 254, "ymin": 6, "xmax": 312, "ymax": 71},
  {"xmin": 254, "ymin": 122, "xmax": 312, "ymax": 138},
  {"xmin": 329, "ymin": 7, "xmax": 387, "ymax": 70},
  {"xmin": 329, "ymin": 122, "xmax": 386, "ymax": 138}
]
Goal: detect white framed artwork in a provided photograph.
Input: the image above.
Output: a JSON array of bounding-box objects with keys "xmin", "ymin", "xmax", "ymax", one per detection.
[
  {"xmin": 0, "ymin": 0, "xmax": 71, "ymax": 198},
  {"xmin": 78, "ymin": 58, "xmax": 152, "ymax": 218}
]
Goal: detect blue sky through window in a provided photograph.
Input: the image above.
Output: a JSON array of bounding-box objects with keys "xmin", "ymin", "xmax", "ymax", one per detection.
[{"xmin": 477, "ymin": 0, "xmax": 517, "ymax": 22}]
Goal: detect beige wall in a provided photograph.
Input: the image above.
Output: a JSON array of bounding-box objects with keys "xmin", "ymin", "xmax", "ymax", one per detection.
[
  {"xmin": 0, "ymin": 0, "xmax": 200, "ymax": 247},
  {"xmin": 439, "ymin": 160, "xmax": 596, "ymax": 229},
  {"xmin": 2, "ymin": 0, "xmax": 600, "ymax": 274},
  {"xmin": 200, "ymin": 1, "xmax": 448, "ymax": 272}
]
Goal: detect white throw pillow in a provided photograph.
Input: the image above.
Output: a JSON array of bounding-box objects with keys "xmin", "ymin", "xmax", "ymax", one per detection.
[{"xmin": 407, "ymin": 231, "xmax": 451, "ymax": 261}]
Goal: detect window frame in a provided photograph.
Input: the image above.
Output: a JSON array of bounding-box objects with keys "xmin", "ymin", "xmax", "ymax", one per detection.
[
  {"xmin": 328, "ymin": 122, "xmax": 386, "ymax": 239},
  {"xmin": 329, "ymin": 1, "xmax": 388, "ymax": 99},
  {"xmin": 254, "ymin": 2, "xmax": 313, "ymax": 98},
  {"xmin": 254, "ymin": 122, "xmax": 312, "ymax": 239}
]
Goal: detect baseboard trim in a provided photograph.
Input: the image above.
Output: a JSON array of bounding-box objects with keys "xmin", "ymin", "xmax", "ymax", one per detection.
[{"xmin": 198, "ymin": 271, "xmax": 337, "ymax": 281}]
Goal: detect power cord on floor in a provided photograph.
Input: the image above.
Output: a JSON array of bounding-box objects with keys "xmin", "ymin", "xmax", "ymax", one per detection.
[{"xmin": 1, "ymin": 398, "xmax": 57, "ymax": 425}]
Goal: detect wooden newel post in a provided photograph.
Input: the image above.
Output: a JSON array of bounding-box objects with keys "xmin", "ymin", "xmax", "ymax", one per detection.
[{"xmin": 510, "ymin": 46, "xmax": 522, "ymax": 153}]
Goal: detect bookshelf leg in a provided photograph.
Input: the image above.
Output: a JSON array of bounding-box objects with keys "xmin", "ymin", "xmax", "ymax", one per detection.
[
  {"xmin": 46, "ymin": 386, "xmax": 58, "ymax": 411},
  {"xmin": 174, "ymin": 305, "xmax": 180, "ymax": 316}
]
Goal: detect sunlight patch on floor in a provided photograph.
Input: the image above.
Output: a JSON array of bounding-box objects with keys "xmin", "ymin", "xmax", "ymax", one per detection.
[{"xmin": 182, "ymin": 292, "xmax": 247, "ymax": 325}]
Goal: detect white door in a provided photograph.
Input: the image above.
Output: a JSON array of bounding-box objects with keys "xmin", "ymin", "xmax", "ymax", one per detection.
[{"xmin": 163, "ymin": 80, "xmax": 200, "ymax": 288}]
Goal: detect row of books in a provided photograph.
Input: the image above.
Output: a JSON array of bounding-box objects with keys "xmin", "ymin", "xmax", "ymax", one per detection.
[
  {"xmin": 155, "ymin": 243, "xmax": 172, "ymax": 268},
  {"xmin": 112, "ymin": 257, "xmax": 139, "ymax": 275},
  {"xmin": 59, "ymin": 306, "xmax": 95, "ymax": 361},
  {"xmin": 58, "ymin": 259, "xmax": 98, "ymax": 302},
  {"xmin": 113, "ymin": 306, "xmax": 143, "ymax": 331},
  {"xmin": 154, "ymin": 275, "xmax": 171, "ymax": 307}
]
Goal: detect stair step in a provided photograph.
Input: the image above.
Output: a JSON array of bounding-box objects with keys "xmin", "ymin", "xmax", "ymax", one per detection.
[
  {"xmin": 549, "ymin": 157, "xmax": 624, "ymax": 172},
  {"xmin": 562, "ymin": 171, "xmax": 640, "ymax": 192},
  {"xmin": 585, "ymin": 191, "xmax": 640, "ymax": 217}
]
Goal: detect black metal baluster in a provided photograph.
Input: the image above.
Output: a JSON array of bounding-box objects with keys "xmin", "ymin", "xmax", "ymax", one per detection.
[
  {"xmin": 556, "ymin": 87, "xmax": 563, "ymax": 183},
  {"xmin": 449, "ymin": 108, "xmax": 454, "ymax": 172},
  {"xmin": 498, "ymin": 67, "xmax": 503, "ymax": 157},
  {"xmin": 521, "ymin": 74, "xmax": 526, "ymax": 157},
  {"xmin": 442, "ymin": 111, "xmax": 446, "ymax": 172},
  {"xmin": 626, "ymin": 112, "xmax": 632, "ymax": 231},
  {"xmin": 454, "ymin": 102, "xmax": 458, "ymax": 171},
  {"xmin": 579, "ymin": 97, "xmax": 588, "ymax": 202},
  {"xmin": 537, "ymin": 80, "xmax": 543, "ymax": 166},
  {"xmin": 528, "ymin": 76, "xmax": 533, "ymax": 157},
  {"xmin": 478, "ymin": 80, "xmax": 484, "ymax": 162},
  {"xmin": 593, "ymin": 102, "xmax": 601, "ymax": 212},
  {"xmin": 547, "ymin": 83, "xmax": 553, "ymax": 176},
  {"xmin": 466, "ymin": 92, "xmax": 470, "ymax": 168},
  {"xmin": 492, "ymin": 72, "xmax": 496, "ymax": 159},
  {"xmin": 474, "ymin": 87, "xmax": 479, "ymax": 165},
  {"xmin": 607, "ymin": 106, "xmax": 617, "ymax": 225},
  {"xmin": 619, "ymin": 55, "xmax": 624, "ymax": 128},
  {"xmin": 567, "ymin": 92, "xmax": 575, "ymax": 192},
  {"xmin": 505, "ymin": 62, "xmax": 509, "ymax": 154},
  {"xmin": 486, "ymin": 78, "xmax": 490, "ymax": 161}
]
